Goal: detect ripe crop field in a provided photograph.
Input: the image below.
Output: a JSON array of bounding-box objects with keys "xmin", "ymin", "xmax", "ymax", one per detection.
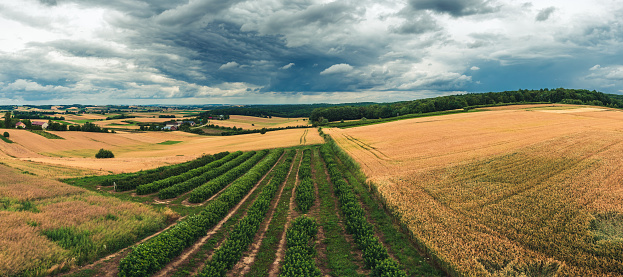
[
  {"xmin": 0, "ymin": 128, "xmax": 322, "ymax": 175},
  {"xmin": 207, "ymin": 115, "xmax": 310, "ymax": 130},
  {"xmin": 42, "ymin": 143, "xmax": 443, "ymax": 277},
  {"xmin": 327, "ymin": 105, "xmax": 623, "ymax": 276}
]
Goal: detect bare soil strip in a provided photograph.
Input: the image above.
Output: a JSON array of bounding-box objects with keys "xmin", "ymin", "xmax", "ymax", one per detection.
[
  {"xmin": 266, "ymin": 150, "xmax": 303, "ymax": 276},
  {"xmin": 231, "ymin": 150, "xmax": 301, "ymax": 276},
  {"xmin": 152, "ymin": 151, "xmax": 286, "ymax": 277}
]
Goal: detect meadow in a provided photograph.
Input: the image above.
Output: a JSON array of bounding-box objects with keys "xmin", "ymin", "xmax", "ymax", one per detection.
[{"xmin": 327, "ymin": 104, "xmax": 623, "ymax": 276}]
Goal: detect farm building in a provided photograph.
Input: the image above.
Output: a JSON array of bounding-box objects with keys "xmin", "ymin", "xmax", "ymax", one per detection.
[
  {"xmin": 163, "ymin": 121, "xmax": 181, "ymax": 131},
  {"xmin": 32, "ymin": 121, "xmax": 49, "ymax": 129},
  {"xmin": 15, "ymin": 122, "xmax": 26, "ymax": 128}
]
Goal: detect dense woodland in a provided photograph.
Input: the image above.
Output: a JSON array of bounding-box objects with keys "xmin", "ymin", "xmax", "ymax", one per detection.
[{"xmin": 309, "ymin": 88, "xmax": 620, "ymax": 123}]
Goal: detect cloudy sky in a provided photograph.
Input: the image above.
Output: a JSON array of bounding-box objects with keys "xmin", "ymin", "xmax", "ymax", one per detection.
[{"xmin": 0, "ymin": 0, "xmax": 621, "ymax": 104}]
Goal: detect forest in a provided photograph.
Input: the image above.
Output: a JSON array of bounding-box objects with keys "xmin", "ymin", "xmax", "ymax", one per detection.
[{"xmin": 309, "ymin": 88, "xmax": 620, "ymax": 122}]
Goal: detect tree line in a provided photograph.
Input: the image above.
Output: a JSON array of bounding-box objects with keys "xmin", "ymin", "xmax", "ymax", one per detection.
[{"xmin": 310, "ymin": 88, "xmax": 620, "ymax": 123}]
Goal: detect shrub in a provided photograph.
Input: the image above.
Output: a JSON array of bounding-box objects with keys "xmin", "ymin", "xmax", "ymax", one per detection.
[
  {"xmin": 95, "ymin": 149, "xmax": 114, "ymax": 159},
  {"xmin": 3, "ymin": 132, "xmax": 8, "ymax": 138}
]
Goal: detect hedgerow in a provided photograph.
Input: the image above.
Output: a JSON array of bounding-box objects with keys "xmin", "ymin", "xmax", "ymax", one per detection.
[
  {"xmin": 118, "ymin": 148, "xmax": 283, "ymax": 277},
  {"xmin": 112, "ymin": 152, "xmax": 229, "ymax": 191},
  {"xmin": 295, "ymin": 149, "xmax": 314, "ymax": 213},
  {"xmin": 279, "ymin": 215, "xmax": 321, "ymax": 277},
  {"xmin": 199, "ymin": 150, "xmax": 296, "ymax": 276},
  {"xmin": 187, "ymin": 150, "xmax": 270, "ymax": 203},
  {"xmin": 320, "ymin": 144, "xmax": 406, "ymax": 277},
  {"xmin": 136, "ymin": 151, "xmax": 242, "ymax": 195}
]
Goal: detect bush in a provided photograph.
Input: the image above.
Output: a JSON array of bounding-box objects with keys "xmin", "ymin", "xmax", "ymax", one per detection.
[
  {"xmin": 95, "ymin": 149, "xmax": 114, "ymax": 159},
  {"xmin": 3, "ymin": 132, "xmax": 8, "ymax": 138}
]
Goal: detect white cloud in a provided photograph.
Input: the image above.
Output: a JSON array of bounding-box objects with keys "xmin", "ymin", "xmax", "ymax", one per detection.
[
  {"xmin": 219, "ymin": 61, "xmax": 240, "ymax": 70},
  {"xmin": 470, "ymin": 66, "xmax": 480, "ymax": 71},
  {"xmin": 590, "ymin": 64, "xmax": 601, "ymax": 71},
  {"xmin": 320, "ymin": 63, "xmax": 353, "ymax": 75},
  {"xmin": 280, "ymin": 63, "xmax": 295, "ymax": 70}
]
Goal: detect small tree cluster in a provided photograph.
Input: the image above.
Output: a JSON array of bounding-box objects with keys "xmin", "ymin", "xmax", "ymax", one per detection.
[{"xmin": 95, "ymin": 149, "xmax": 114, "ymax": 159}]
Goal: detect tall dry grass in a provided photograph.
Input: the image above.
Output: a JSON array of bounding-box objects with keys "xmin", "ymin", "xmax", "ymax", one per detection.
[{"xmin": 0, "ymin": 165, "xmax": 169, "ymax": 276}]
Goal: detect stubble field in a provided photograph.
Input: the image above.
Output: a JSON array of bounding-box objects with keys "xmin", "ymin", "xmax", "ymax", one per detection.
[{"xmin": 326, "ymin": 104, "xmax": 623, "ymax": 276}]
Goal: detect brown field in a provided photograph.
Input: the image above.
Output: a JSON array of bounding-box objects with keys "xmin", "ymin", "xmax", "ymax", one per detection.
[
  {"xmin": 327, "ymin": 105, "xmax": 623, "ymax": 276},
  {"xmin": 0, "ymin": 128, "xmax": 321, "ymax": 175},
  {"xmin": 208, "ymin": 115, "xmax": 310, "ymax": 130},
  {"xmin": 0, "ymin": 165, "xmax": 170, "ymax": 276}
]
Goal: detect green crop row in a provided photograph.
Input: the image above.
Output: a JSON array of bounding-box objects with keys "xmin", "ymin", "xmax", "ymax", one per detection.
[
  {"xmin": 157, "ymin": 152, "xmax": 254, "ymax": 199},
  {"xmin": 136, "ymin": 151, "xmax": 241, "ymax": 195},
  {"xmin": 187, "ymin": 150, "xmax": 269, "ymax": 203},
  {"xmin": 279, "ymin": 215, "xmax": 321, "ymax": 277},
  {"xmin": 112, "ymin": 152, "xmax": 228, "ymax": 191},
  {"xmin": 295, "ymin": 149, "xmax": 314, "ymax": 213},
  {"xmin": 199, "ymin": 150, "xmax": 296, "ymax": 276},
  {"xmin": 320, "ymin": 144, "xmax": 406, "ymax": 277},
  {"xmin": 118, "ymin": 148, "xmax": 284, "ymax": 277}
]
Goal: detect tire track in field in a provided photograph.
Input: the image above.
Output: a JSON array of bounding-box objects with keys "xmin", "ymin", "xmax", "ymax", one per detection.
[
  {"xmin": 343, "ymin": 134, "xmax": 390, "ymax": 160},
  {"xmin": 231, "ymin": 150, "xmax": 301, "ymax": 276},
  {"xmin": 153, "ymin": 151, "xmax": 286, "ymax": 277},
  {"xmin": 300, "ymin": 129, "xmax": 309, "ymax": 145}
]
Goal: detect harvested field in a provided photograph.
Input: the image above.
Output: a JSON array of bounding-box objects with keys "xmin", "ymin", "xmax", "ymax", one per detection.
[
  {"xmin": 208, "ymin": 115, "xmax": 310, "ymax": 130},
  {"xmin": 0, "ymin": 165, "xmax": 170, "ymax": 276},
  {"xmin": 327, "ymin": 104, "xmax": 623, "ymax": 276},
  {"xmin": 0, "ymin": 128, "xmax": 322, "ymax": 175}
]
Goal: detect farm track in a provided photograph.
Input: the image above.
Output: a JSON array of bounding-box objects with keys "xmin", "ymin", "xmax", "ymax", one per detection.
[
  {"xmin": 232, "ymin": 150, "xmax": 301, "ymax": 276},
  {"xmin": 300, "ymin": 129, "xmax": 308, "ymax": 145},
  {"xmin": 153, "ymin": 151, "xmax": 287, "ymax": 277},
  {"xmin": 265, "ymin": 151, "xmax": 303, "ymax": 277},
  {"xmin": 343, "ymin": 134, "xmax": 390, "ymax": 160}
]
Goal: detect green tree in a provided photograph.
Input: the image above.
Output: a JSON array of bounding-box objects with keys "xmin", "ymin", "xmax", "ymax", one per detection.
[
  {"xmin": 4, "ymin": 112, "xmax": 11, "ymax": 128},
  {"xmin": 95, "ymin": 149, "xmax": 114, "ymax": 159},
  {"xmin": 3, "ymin": 132, "xmax": 8, "ymax": 138}
]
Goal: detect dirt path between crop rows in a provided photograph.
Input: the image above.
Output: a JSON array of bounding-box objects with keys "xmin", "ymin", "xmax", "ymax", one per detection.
[
  {"xmin": 308, "ymin": 148, "xmax": 329, "ymax": 276},
  {"xmin": 152, "ymin": 151, "xmax": 286, "ymax": 277},
  {"xmin": 230, "ymin": 150, "xmax": 301, "ymax": 276}
]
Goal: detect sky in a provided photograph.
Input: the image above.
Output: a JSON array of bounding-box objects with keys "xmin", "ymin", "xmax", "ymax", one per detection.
[{"xmin": 0, "ymin": 0, "xmax": 621, "ymax": 105}]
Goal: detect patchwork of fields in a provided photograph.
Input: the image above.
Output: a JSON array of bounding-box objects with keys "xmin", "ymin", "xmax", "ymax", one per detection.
[
  {"xmin": 0, "ymin": 128, "xmax": 321, "ymax": 175},
  {"xmin": 327, "ymin": 105, "xmax": 623, "ymax": 276},
  {"xmin": 0, "ymin": 143, "xmax": 442, "ymax": 276}
]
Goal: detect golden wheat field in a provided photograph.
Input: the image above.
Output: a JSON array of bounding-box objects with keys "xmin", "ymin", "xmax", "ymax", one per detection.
[
  {"xmin": 0, "ymin": 128, "xmax": 321, "ymax": 175},
  {"xmin": 0, "ymin": 165, "xmax": 171, "ymax": 276},
  {"xmin": 327, "ymin": 105, "xmax": 623, "ymax": 276},
  {"xmin": 207, "ymin": 115, "xmax": 310, "ymax": 130}
]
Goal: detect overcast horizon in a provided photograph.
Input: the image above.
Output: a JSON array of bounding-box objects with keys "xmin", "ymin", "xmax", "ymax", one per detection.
[{"xmin": 0, "ymin": 0, "xmax": 621, "ymax": 105}]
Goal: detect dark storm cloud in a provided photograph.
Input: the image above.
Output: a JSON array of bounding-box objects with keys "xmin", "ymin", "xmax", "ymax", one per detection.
[
  {"xmin": 1, "ymin": 0, "xmax": 621, "ymax": 104},
  {"xmin": 408, "ymin": 0, "xmax": 499, "ymax": 17}
]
